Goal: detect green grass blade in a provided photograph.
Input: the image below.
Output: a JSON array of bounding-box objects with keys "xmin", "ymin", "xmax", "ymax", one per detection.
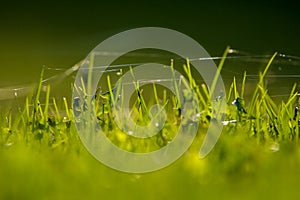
[{"xmin": 210, "ymin": 46, "xmax": 230, "ymax": 98}]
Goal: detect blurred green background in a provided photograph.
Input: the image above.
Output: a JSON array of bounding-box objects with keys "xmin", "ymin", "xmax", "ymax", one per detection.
[{"xmin": 0, "ymin": 0, "xmax": 299, "ymax": 85}]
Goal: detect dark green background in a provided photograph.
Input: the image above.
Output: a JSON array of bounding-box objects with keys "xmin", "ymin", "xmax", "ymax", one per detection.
[{"xmin": 0, "ymin": 0, "xmax": 299, "ymax": 84}]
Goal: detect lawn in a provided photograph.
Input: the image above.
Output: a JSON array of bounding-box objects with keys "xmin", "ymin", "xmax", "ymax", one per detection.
[{"xmin": 1, "ymin": 47, "xmax": 300, "ymax": 200}]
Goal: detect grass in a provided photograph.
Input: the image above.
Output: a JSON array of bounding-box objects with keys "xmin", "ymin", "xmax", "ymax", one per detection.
[{"xmin": 0, "ymin": 48, "xmax": 300, "ymax": 199}]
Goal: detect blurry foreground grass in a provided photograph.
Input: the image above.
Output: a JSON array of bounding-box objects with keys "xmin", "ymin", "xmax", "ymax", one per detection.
[{"xmin": 1, "ymin": 130, "xmax": 300, "ymax": 199}]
